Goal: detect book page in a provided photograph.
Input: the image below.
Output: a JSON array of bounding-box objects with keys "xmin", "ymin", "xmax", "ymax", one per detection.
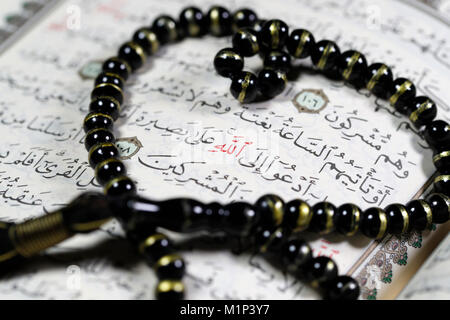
[{"xmin": 0, "ymin": 0, "xmax": 448, "ymax": 299}]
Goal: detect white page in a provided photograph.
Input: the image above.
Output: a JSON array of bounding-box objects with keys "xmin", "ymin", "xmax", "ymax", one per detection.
[{"xmin": 0, "ymin": 0, "xmax": 448, "ymax": 299}]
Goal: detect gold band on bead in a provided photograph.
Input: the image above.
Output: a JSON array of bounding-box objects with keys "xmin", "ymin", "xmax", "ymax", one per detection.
[
  {"xmin": 238, "ymin": 72, "xmax": 252, "ymax": 103},
  {"xmin": 269, "ymin": 21, "xmax": 280, "ymax": 49},
  {"xmin": 342, "ymin": 52, "xmax": 360, "ymax": 80},
  {"xmin": 103, "ymin": 175, "xmax": 130, "ymax": 194},
  {"xmin": 409, "ymin": 99, "xmax": 433, "ymax": 123},
  {"xmin": 346, "ymin": 204, "xmax": 360, "ymax": 236},
  {"xmin": 420, "ymin": 200, "xmax": 433, "ymax": 229},
  {"xmin": 434, "ymin": 175, "xmax": 450, "ymax": 184},
  {"xmin": 367, "ymin": 64, "xmax": 388, "ymax": 91},
  {"xmin": 266, "ymin": 196, "xmax": 284, "ymax": 227},
  {"xmin": 94, "ymin": 158, "xmax": 121, "ymax": 177},
  {"xmin": 294, "ymin": 31, "xmax": 310, "ymax": 58},
  {"xmin": 103, "ymin": 72, "xmax": 125, "ymax": 84},
  {"xmin": 317, "ymin": 43, "xmax": 333, "ymax": 70},
  {"xmin": 155, "ymin": 254, "xmax": 181, "ymax": 270},
  {"xmin": 84, "ymin": 112, "xmax": 114, "ymax": 124},
  {"xmin": 127, "ymin": 42, "xmax": 147, "ymax": 64},
  {"xmin": 93, "ymin": 83, "xmax": 124, "ymax": 97},
  {"xmin": 92, "ymin": 95, "xmax": 121, "ymax": 112},
  {"xmin": 157, "ymin": 280, "xmax": 184, "ymax": 293},
  {"xmin": 321, "ymin": 203, "xmax": 335, "ymax": 234},
  {"xmin": 209, "ymin": 8, "xmax": 221, "ymax": 36},
  {"xmin": 376, "ymin": 209, "xmax": 387, "ymax": 239},
  {"xmin": 295, "ymin": 201, "xmax": 312, "ymax": 232},
  {"xmin": 389, "ymin": 80, "xmax": 412, "ymax": 106},
  {"xmin": 399, "ymin": 205, "xmax": 410, "ymax": 234},
  {"xmin": 433, "ymin": 151, "xmax": 450, "ymax": 163},
  {"xmin": 142, "ymin": 29, "xmax": 159, "ymax": 54},
  {"xmin": 88, "ymin": 142, "xmax": 116, "ymax": 160}
]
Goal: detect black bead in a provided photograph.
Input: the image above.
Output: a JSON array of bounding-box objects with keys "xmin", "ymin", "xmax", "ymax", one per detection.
[
  {"xmin": 152, "ymin": 15, "xmax": 181, "ymax": 44},
  {"xmin": 360, "ymin": 207, "xmax": 387, "ymax": 239},
  {"xmin": 232, "ymin": 8, "xmax": 257, "ymax": 31},
  {"xmin": 281, "ymin": 238, "xmax": 313, "ymax": 273},
  {"xmin": 95, "ymin": 72, "xmax": 123, "ymax": 91},
  {"xmin": 406, "ymin": 96, "xmax": 437, "ymax": 128},
  {"xmin": 255, "ymin": 194, "xmax": 285, "ymax": 227},
  {"xmin": 255, "ymin": 227, "xmax": 286, "ymax": 257},
  {"xmin": 132, "ymin": 27, "xmax": 159, "ymax": 55},
  {"xmin": 337, "ymin": 50, "xmax": 368, "ymax": 84},
  {"xmin": 102, "ymin": 57, "xmax": 131, "ymax": 81},
  {"xmin": 104, "ymin": 175, "xmax": 136, "ymax": 196},
  {"xmin": 389, "ymin": 78, "xmax": 416, "ymax": 114},
  {"xmin": 95, "ymin": 158, "xmax": 126, "ymax": 185},
  {"xmin": 213, "ymin": 48, "xmax": 244, "ymax": 78},
  {"xmin": 155, "ymin": 280, "xmax": 184, "ymax": 300},
  {"xmin": 232, "ymin": 28, "xmax": 260, "ymax": 57},
  {"xmin": 179, "ymin": 6, "xmax": 208, "ymax": 37},
  {"xmin": 89, "ymin": 97, "xmax": 120, "ymax": 121},
  {"xmin": 118, "ymin": 41, "xmax": 146, "ymax": 71},
  {"xmin": 229, "ymin": 71, "xmax": 259, "ymax": 103},
  {"xmin": 257, "ymin": 68, "xmax": 287, "ymax": 98},
  {"xmin": 155, "ymin": 254, "xmax": 185, "ymax": 279},
  {"xmin": 138, "ymin": 232, "xmax": 174, "ymax": 265},
  {"xmin": 434, "ymin": 175, "xmax": 450, "ymax": 196},
  {"xmin": 282, "ymin": 199, "xmax": 313, "ymax": 232},
  {"xmin": 311, "ymin": 40, "xmax": 341, "ymax": 71},
  {"xmin": 406, "ymin": 199, "xmax": 432, "ymax": 231},
  {"xmin": 223, "ymin": 202, "xmax": 259, "ymax": 237},
  {"xmin": 324, "ymin": 276, "xmax": 360, "ymax": 300},
  {"xmin": 309, "ymin": 202, "xmax": 336, "ymax": 234},
  {"xmin": 263, "ymin": 50, "xmax": 291, "ymax": 72},
  {"xmin": 259, "ymin": 19, "xmax": 289, "ymax": 51},
  {"xmin": 424, "ymin": 120, "xmax": 450, "ymax": 151},
  {"xmin": 253, "ymin": 19, "xmax": 267, "ymax": 33},
  {"xmin": 365, "ymin": 63, "xmax": 393, "ymax": 99},
  {"xmin": 286, "ymin": 29, "xmax": 315, "ymax": 59},
  {"xmin": 84, "ymin": 128, "xmax": 115, "ymax": 151},
  {"xmin": 83, "ymin": 112, "xmax": 114, "ymax": 132},
  {"xmin": 304, "ymin": 256, "xmax": 338, "ymax": 287},
  {"xmin": 334, "ymin": 203, "xmax": 361, "ymax": 236},
  {"xmin": 207, "ymin": 6, "xmax": 232, "ymax": 36},
  {"xmin": 426, "ymin": 193, "xmax": 449, "ymax": 223},
  {"xmin": 91, "ymin": 83, "xmax": 123, "ymax": 105},
  {"xmin": 88, "ymin": 142, "xmax": 119, "ymax": 168},
  {"xmin": 384, "ymin": 204, "xmax": 410, "ymax": 234},
  {"xmin": 433, "ymin": 150, "xmax": 450, "ymax": 174}
]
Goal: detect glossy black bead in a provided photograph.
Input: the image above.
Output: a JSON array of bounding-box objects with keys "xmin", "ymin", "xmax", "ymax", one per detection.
[
  {"xmin": 152, "ymin": 15, "xmax": 181, "ymax": 44},
  {"xmin": 286, "ymin": 29, "xmax": 315, "ymax": 59},
  {"xmin": 89, "ymin": 97, "xmax": 120, "ymax": 121},
  {"xmin": 253, "ymin": 19, "xmax": 267, "ymax": 33},
  {"xmin": 324, "ymin": 276, "xmax": 360, "ymax": 300},
  {"xmin": 281, "ymin": 238, "xmax": 313, "ymax": 273},
  {"xmin": 207, "ymin": 6, "xmax": 232, "ymax": 36},
  {"xmin": 83, "ymin": 112, "xmax": 114, "ymax": 132},
  {"xmin": 406, "ymin": 96, "xmax": 437, "ymax": 128},
  {"xmin": 259, "ymin": 19, "xmax": 289, "ymax": 50},
  {"xmin": 433, "ymin": 150, "xmax": 450, "ymax": 174},
  {"xmin": 424, "ymin": 120, "xmax": 450, "ymax": 151},
  {"xmin": 426, "ymin": 193, "xmax": 449, "ymax": 223},
  {"xmin": 311, "ymin": 40, "xmax": 341, "ymax": 71},
  {"xmin": 304, "ymin": 256, "xmax": 338, "ymax": 287},
  {"xmin": 257, "ymin": 68, "xmax": 287, "ymax": 98},
  {"xmin": 179, "ymin": 6, "xmax": 208, "ymax": 37},
  {"xmin": 230, "ymin": 71, "xmax": 259, "ymax": 103},
  {"xmin": 282, "ymin": 199, "xmax": 313, "ymax": 232},
  {"xmin": 232, "ymin": 28, "xmax": 259, "ymax": 57},
  {"xmin": 213, "ymin": 48, "xmax": 244, "ymax": 78},
  {"xmin": 337, "ymin": 50, "xmax": 368, "ymax": 85},
  {"xmin": 95, "ymin": 158, "xmax": 126, "ymax": 185},
  {"xmin": 94, "ymin": 72, "xmax": 123, "ymax": 90},
  {"xmin": 139, "ymin": 232, "xmax": 174, "ymax": 265},
  {"xmin": 309, "ymin": 202, "xmax": 336, "ymax": 234},
  {"xmin": 406, "ymin": 199, "xmax": 432, "ymax": 231},
  {"xmin": 434, "ymin": 175, "xmax": 450, "ymax": 196},
  {"xmin": 102, "ymin": 57, "xmax": 131, "ymax": 81},
  {"xmin": 155, "ymin": 280, "xmax": 184, "ymax": 300},
  {"xmin": 263, "ymin": 50, "xmax": 291, "ymax": 72},
  {"xmin": 255, "ymin": 227, "xmax": 286, "ymax": 257},
  {"xmin": 255, "ymin": 194, "xmax": 285, "ymax": 227},
  {"xmin": 104, "ymin": 175, "xmax": 136, "ymax": 196},
  {"xmin": 365, "ymin": 63, "xmax": 393, "ymax": 99},
  {"xmin": 223, "ymin": 202, "xmax": 259, "ymax": 236},
  {"xmin": 118, "ymin": 41, "xmax": 146, "ymax": 71},
  {"xmin": 232, "ymin": 8, "xmax": 258, "ymax": 31},
  {"xmin": 132, "ymin": 27, "xmax": 159, "ymax": 55},
  {"xmin": 334, "ymin": 203, "xmax": 361, "ymax": 236},
  {"xmin": 360, "ymin": 207, "xmax": 387, "ymax": 239},
  {"xmin": 385, "ymin": 204, "xmax": 409, "ymax": 234},
  {"xmin": 155, "ymin": 254, "xmax": 185, "ymax": 279},
  {"xmin": 389, "ymin": 78, "xmax": 416, "ymax": 114},
  {"xmin": 88, "ymin": 142, "xmax": 119, "ymax": 168},
  {"xmin": 84, "ymin": 128, "xmax": 115, "ymax": 151},
  {"xmin": 91, "ymin": 83, "xmax": 123, "ymax": 105}
]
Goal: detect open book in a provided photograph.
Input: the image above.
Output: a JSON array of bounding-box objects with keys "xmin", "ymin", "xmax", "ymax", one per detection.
[{"xmin": 0, "ymin": 0, "xmax": 448, "ymax": 299}]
